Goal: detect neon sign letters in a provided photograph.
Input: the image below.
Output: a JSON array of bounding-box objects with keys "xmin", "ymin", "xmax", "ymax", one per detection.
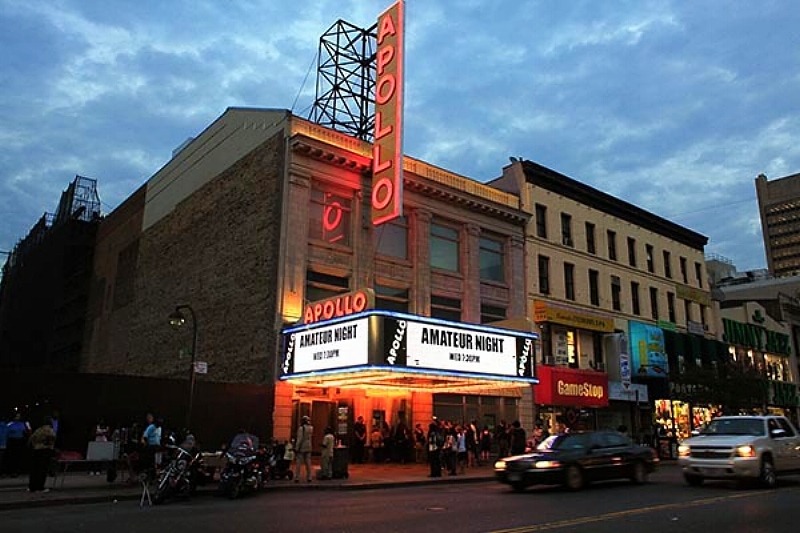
[{"xmin": 371, "ymin": 0, "xmax": 405, "ymax": 226}]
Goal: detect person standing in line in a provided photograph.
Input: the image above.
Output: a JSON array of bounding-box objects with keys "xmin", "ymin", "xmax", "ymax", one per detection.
[
  {"xmin": 426, "ymin": 418, "xmax": 443, "ymax": 478},
  {"xmin": 510, "ymin": 420, "xmax": 527, "ymax": 456},
  {"xmin": 294, "ymin": 416, "xmax": 314, "ymax": 483},
  {"xmin": 89, "ymin": 418, "xmax": 109, "ymax": 476},
  {"xmin": 352, "ymin": 416, "xmax": 367, "ymax": 464},
  {"xmin": 6, "ymin": 412, "xmax": 31, "ymax": 477},
  {"xmin": 140, "ymin": 414, "xmax": 161, "ymax": 477},
  {"xmin": 27, "ymin": 417, "xmax": 56, "ymax": 493},
  {"xmin": 320, "ymin": 426, "xmax": 335, "ymax": 480}
]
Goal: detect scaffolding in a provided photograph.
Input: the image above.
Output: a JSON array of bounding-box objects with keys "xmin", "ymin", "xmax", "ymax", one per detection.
[{"xmin": 308, "ymin": 19, "xmax": 377, "ymax": 141}]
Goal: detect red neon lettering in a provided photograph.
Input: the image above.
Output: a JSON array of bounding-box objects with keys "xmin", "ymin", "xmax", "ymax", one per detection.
[
  {"xmin": 313, "ymin": 303, "xmax": 323, "ymax": 322},
  {"xmin": 375, "ymin": 74, "xmax": 396, "ymax": 105},
  {"xmin": 323, "ymin": 300, "xmax": 335, "ymax": 320},
  {"xmin": 372, "ymin": 178, "xmax": 393, "ymax": 210},
  {"xmin": 323, "ymin": 202, "xmax": 342, "ymax": 232},
  {"xmin": 377, "ymin": 45, "xmax": 395, "ymax": 75},
  {"xmin": 374, "ymin": 111, "xmax": 393, "ymax": 140},
  {"xmin": 377, "ymin": 13, "xmax": 397, "ymax": 45},
  {"xmin": 372, "ymin": 144, "xmax": 392, "ymax": 174},
  {"xmin": 352, "ymin": 291, "xmax": 367, "ymax": 312}
]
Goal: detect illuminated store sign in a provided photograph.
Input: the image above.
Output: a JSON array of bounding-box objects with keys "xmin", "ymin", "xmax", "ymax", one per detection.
[
  {"xmin": 533, "ymin": 301, "xmax": 615, "ymax": 333},
  {"xmin": 303, "ymin": 289, "xmax": 374, "ymax": 324},
  {"xmin": 535, "ymin": 366, "xmax": 609, "ymax": 408},
  {"xmin": 283, "ymin": 317, "xmax": 369, "ymax": 374},
  {"xmin": 371, "ymin": 0, "xmax": 405, "ymax": 225},
  {"xmin": 722, "ymin": 318, "xmax": 791, "ymax": 355},
  {"xmin": 629, "ymin": 321, "xmax": 668, "ymax": 378}
]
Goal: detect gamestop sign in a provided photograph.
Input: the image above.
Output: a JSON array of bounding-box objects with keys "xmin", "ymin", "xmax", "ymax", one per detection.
[
  {"xmin": 534, "ymin": 366, "xmax": 609, "ymax": 408},
  {"xmin": 282, "ymin": 317, "xmax": 369, "ymax": 374},
  {"xmin": 371, "ymin": 0, "xmax": 405, "ymax": 225}
]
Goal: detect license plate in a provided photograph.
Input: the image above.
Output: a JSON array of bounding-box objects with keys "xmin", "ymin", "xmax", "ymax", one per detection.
[{"xmin": 508, "ymin": 473, "xmax": 521, "ymax": 482}]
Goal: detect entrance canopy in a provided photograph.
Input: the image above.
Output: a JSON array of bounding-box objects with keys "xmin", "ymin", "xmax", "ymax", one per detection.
[{"xmin": 280, "ymin": 310, "xmax": 539, "ymax": 393}]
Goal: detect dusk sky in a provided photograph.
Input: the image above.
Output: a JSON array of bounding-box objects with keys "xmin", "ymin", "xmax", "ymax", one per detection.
[{"xmin": 2, "ymin": 1, "xmax": 799, "ymax": 272}]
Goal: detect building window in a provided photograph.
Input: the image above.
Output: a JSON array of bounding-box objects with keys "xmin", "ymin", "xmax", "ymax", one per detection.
[
  {"xmin": 680, "ymin": 256, "xmax": 688, "ymax": 283},
  {"xmin": 306, "ymin": 270, "xmax": 349, "ymax": 303},
  {"xmin": 564, "ymin": 263, "xmax": 575, "ymax": 301},
  {"xmin": 646, "ymin": 244, "xmax": 655, "ymax": 273},
  {"xmin": 607, "ymin": 230, "xmax": 617, "ymax": 261},
  {"xmin": 631, "ymin": 281, "xmax": 640, "ymax": 316},
  {"xmin": 431, "ymin": 295, "xmax": 461, "ymax": 321},
  {"xmin": 649, "ymin": 287, "xmax": 659, "ymax": 320},
  {"xmin": 481, "ymin": 304, "xmax": 507, "ymax": 324},
  {"xmin": 667, "ymin": 292, "xmax": 676, "ymax": 323},
  {"xmin": 309, "ymin": 188, "xmax": 352, "ymax": 246},
  {"xmin": 695, "ymin": 261, "xmax": 704, "ymax": 288},
  {"xmin": 535, "ymin": 204, "xmax": 547, "ymax": 238},
  {"xmin": 585, "ymin": 222, "xmax": 596, "ymax": 254},
  {"xmin": 611, "ymin": 275, "xmax": 622, "ymax": 311},
  {"xmin": 375, "ymin": 215, "xmax": 408, "ymax": 259},
  {"xmin": 479, "ymin": 235, "xmax": 505, "ymax": 282},
  {"xmin": 699, "ymin": 304, "xmax": 707, "ymax": 328},
  {"xmin": 627, "ymin": 237, "xmax": 637, "ymax": 268},
  {"xmin": 561, "ymin": 213, "xmax": 573, "ymax": 247},
  {"xmin": 538, "ymin": 255, "xmax": 550, "ymax": 295},
  {"xmin": 430, "ymin": 222, "xmax": 460, "ymax": 272},
  {"xmin": 589, "ymin": 269, "xmax": 599, "ymax": 306},
  {"xmin": 684, "ymin": 299, "xmax": 692, "ymax": 323},
  {"xmin": 663, "ymin": 250, "xmax": 672, "ymax": 279},
  {"xmin": 375, "ymin": 284, "xmax": 409, "ymax": 313}
]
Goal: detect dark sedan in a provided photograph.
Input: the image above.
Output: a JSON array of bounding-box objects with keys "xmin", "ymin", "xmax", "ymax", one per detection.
[{"xmin": 494, "ymin": 430, "xmax": 659, "ymax": 491}]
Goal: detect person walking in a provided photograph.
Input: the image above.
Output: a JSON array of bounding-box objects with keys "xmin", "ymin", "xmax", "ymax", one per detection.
[
  {"xmin": 27, "ymin": 417, "xmax": 56, "ymax": 493},
  {"xmin": 426, "ymin": 419, "xmax": 443, "ymax": 477},
  {"xmin": 320, "ymin": 426, "xmax": 335, "ymax": 480},
  {"xmin": 6, "ymin": 412, "xmax": 30, "ymax": 477},
  {"xmin": 294, "ymin": 416, "xmax": 314, "ymax": 483},
  {"xmin": 510, "ymin": 420, "xmax": 527, "ymax": 455}
]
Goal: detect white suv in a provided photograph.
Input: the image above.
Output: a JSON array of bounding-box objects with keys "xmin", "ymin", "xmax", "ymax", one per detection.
[{"xmin": 677, "ymin": 415, "xmax": 800, "ymax": 488}]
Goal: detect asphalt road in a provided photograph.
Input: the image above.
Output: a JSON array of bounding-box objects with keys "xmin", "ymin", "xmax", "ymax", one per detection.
[{"xmin": 3, "ymin": 467, "xmax": 799, "ymax": 533}]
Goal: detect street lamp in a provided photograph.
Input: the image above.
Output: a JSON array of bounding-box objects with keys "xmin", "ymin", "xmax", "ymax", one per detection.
[{"xmin": 169, "ymin": 304, "xmax": 198, "ymax": 430}]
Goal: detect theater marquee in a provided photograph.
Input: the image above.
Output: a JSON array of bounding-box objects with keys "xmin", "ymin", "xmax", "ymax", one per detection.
[{"xmin": 280, "ymin": 311, "xmax": 538, "ymax": 392}]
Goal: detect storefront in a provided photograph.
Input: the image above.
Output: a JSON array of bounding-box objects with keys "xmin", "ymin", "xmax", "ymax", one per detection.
[
  {"xmin": 603, "ymin": 381, "xmax": 649, "ymax": 444},
  {"xmin": 279, "ymin": 310, "xmax": 538, "ymax": 449},
  {"xmin": 533, "ymin": 300, "xmax": 616, "ymax": 370},
  {"xmin": 533, "ymin": 365, "xmax": 609, "ymax": 434}
]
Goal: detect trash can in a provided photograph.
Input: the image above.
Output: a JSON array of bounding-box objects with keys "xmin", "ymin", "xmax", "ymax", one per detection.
[{"xmin": 333, "ymin": 446, "xmax": 349, "ymax": 479}]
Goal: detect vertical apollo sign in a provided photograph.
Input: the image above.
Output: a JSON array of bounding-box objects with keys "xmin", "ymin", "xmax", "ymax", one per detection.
[{"xmin": 371, "ymin": 1, "xmax": 405, "ymax": 225}]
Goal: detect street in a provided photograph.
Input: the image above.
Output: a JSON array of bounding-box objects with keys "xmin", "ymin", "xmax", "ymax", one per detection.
[{"xmin": 2, "ymin": 466, "xmax": 799, "ymax": 533}]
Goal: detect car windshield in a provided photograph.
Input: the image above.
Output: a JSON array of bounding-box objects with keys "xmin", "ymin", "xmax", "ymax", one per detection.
[
  {"xmin": 702, "ymin": 418, "xmax": 764, "ymax": 436},
  {"xmin": 537, "ymin": 433, "xmax": 590, "ymax": 451}
]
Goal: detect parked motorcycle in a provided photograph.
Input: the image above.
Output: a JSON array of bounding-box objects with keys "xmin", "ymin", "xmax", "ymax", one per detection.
[
  {"xmin": 152, "ymin": 435, "xmax": 213, "ymax": 505},
  {"xmin": 218, "ymin": 443, "xmax": 269, "ymax": 499}
]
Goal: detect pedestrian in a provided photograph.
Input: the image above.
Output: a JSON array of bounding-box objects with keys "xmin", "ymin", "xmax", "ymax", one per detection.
[
  {"xmin": 140, "ymin": 413, "xmax": 162, "ymax": 478},
  {"xmin": 495, "ymin": 420, "xmax": 509, "ymax": 459},
  {"xmin": 27, "ymin": 417, "xmax": 56, "ymax": 493},
  {"xmin": 320, "ymin": 426, "xmax": 335, "ymax": 480},
  {"xmin": 479, "ymin": 425, "xmax": 492, "ymax": 462},
  {"xmin": 89, "ymin": 418, "xmax": 109, "ymax": 476},
  {"xmin": 426, "ymin": 418, "xmax": 443, "ymax": 477},
  {"xmin": 294, "ymin": 415, "xmax": 314, "ymax": 483},
  {"xmin": 413, "ymin": 423, "xmax": 426, "ymax": 463},
  {"xmin": 510, "ymin": 420, "xmax": 527, "ymax": 455},
  {"xmin": 370, "ymin": 425, "xmax": 383, "ymax": 463},
  {"xmin": 352, "ymin": 416, "xmax": 367, "ymax": 464},
  {"xmin": 6, "ymin": 412, "xmax": 31, "ymax": 477},
  {"xmin": 0, "ymin": 413, "xmax": 7, "ymax": 476}
]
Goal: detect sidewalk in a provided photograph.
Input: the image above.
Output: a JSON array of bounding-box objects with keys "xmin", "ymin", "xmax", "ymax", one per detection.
[{"xmin": 0, "ymin": 461, "xmax": 497, "ymax": 511}]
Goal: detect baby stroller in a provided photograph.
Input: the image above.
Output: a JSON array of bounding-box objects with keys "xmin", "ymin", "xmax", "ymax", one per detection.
[{"xmin": 268, "ymin": 443, "xmax": 294, "ymax": 480}]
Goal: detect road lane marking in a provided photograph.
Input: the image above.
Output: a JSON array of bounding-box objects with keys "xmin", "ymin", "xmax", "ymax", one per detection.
[{"xmin": 485, "ymin": 489, "xmax": 792, "ymax": 533}]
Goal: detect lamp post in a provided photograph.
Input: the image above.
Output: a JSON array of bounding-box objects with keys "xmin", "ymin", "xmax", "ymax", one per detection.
[{"xmin": 169, "ymin": 304, "xmax": 197, "ymax": 430}]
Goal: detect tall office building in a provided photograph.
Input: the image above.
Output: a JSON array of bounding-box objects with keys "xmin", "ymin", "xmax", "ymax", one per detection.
[{"xmin": 756, "ymin": 172, "xmax": 800, "ymax": 277}]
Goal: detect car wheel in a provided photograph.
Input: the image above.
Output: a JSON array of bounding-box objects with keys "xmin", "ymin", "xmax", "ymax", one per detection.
[
  {"xmin": 564, "ymin": 465, "xmax": 584, "ymax": 491},
  {"xmin": 630, "ymin": 461, "xmax": 648, "ymax": 484},
  {"xmin": 759, "ymin": 458, "xmax": 777, "ymax": 489},
  {"xmin": 511, "ymin": 482, "xmax": 526, "ymax": 493},
  {"xmin": 684, "ymin": 473, "xmax": 704, "ymax": 487}
]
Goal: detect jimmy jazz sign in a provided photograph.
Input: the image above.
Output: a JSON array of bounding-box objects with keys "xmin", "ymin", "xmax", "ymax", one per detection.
[
  {"xmin": 371, "ymin": 0, "xmax": 405, "ymax": 226},
  {"xmin": 281, "ymin": 311, "xmax": 537, "ymax": 380}
]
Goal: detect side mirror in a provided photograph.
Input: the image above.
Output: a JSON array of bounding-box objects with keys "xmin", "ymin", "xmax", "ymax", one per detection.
[{"xmin": 770, "ymin": 428, "xmax": 787, "ymax": 438}]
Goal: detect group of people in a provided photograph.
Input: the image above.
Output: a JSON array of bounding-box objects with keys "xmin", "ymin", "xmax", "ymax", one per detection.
[{"xmin": 0, "ymin": 411, "xmax": 58, "ymax": 493}]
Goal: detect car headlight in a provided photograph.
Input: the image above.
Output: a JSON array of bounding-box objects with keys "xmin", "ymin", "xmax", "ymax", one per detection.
[
  {"xmin": 534, "ymin": 460, "xmax": 561, "ymax": 469},
  {"xmin": 494, "ymin": 460, "xmax": 506, "ymax": 470},
  {"xmin": 735, "ymin": 445, "xmax": 756, "ymax": 458},
  {"xmin": 677, "ymin": 445, "xmax": 690, "ymax": 458}
]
